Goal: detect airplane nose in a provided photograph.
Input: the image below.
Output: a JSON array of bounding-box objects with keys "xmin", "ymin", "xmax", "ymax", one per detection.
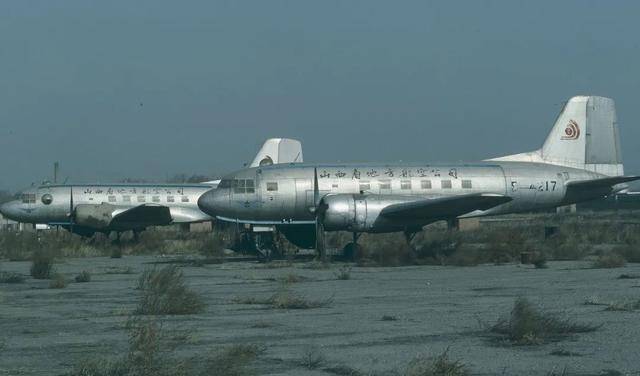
[
  {"xmin": 198, "ymin": 189, "xmax": 222, "ymax": 217},
  {"xmin": 0, "ymin": 201, "xmax": 19, "ymax": 221}
]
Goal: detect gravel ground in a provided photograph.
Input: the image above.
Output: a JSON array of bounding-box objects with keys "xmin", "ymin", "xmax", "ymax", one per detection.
[{"xmin": 1, "ymin": 256, "xmax": 640, "ymax": 375}]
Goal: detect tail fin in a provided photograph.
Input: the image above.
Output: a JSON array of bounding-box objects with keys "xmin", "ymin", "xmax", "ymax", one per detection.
[
  {"xmin": 249, "ymin": 138, "xmax": 303, "ymax": 167},
  {"xmin": 488, "ymin": 95, "xmax": 624, "ymax": 176}
]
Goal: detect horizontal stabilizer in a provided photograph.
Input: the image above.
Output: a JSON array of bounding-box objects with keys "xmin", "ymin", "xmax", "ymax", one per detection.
[
  {"xmin": 380, "ymin": 193, "xmax": 512, "ymax": 220},
  {"xmin": 564, "ymin": 175, "xmax": 640, "ymax": 204}
]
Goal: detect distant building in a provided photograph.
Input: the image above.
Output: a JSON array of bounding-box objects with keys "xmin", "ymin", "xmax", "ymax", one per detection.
[{"xmin": 0, "ymin": 213, "xmax": 22, "ymax": 232}]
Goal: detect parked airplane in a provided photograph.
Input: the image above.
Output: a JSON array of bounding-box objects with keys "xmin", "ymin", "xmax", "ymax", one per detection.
[
  {"xmin": 197, "ymin": 96, "xmax": 639, "ymax": 259},
  {"xmin": 0, "ymin": 138, "xmax": 303, "ymax": 238}
]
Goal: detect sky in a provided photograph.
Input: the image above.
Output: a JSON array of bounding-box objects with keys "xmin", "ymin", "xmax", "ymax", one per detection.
[{"xmin": 1, "ymin": 1, "xmax": 640, "ymax": 191}]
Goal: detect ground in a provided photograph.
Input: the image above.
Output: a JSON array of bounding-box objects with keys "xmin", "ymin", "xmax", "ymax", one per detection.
[{"xmin": 1, "ymin": 256, "xmax": 640, "ymax": 375}]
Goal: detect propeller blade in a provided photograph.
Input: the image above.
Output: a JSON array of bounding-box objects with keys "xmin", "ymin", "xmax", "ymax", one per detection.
[
  {"xmin": 313, "ymin": 167, "xmax": 319, "ymax": 207},
  {"xmin": 69, "ymin": 186, "xmax": 74, "ymax": 235},
  {"xmin": 313, "ymin": 168, "xmax": 326, "ymax": 261}
]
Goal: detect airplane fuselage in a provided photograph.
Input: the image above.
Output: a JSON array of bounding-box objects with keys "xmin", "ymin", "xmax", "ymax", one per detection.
[
  {"xmin": 201, "ymin": 161, "xmax": 604, "ymax": 231},
  {"xmin": 1, "ymin": 184, "xmax": 213, "ymax": 229}
]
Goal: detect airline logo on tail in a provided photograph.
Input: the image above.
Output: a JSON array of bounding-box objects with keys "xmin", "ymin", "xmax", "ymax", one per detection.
[{"xmin": 561, "ymin": 119, "xmax": 580, "ymax": 140}]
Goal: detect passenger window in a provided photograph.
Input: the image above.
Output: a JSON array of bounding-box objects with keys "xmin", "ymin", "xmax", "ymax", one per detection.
[
  {"xmin": 441, "ymin": 180, "xmax": 452, "ymax": 189},
  {"xmin": 332, "ymin": 184, "xmax": 339, "ymax": 189},
  {"xmin": 181, "ymin": 196, "xmax": 189, "ymax": 203},
  {"xmin": 266, "ymin": 182, "xmax": 278, "ymax": 191},
  {"xmin": 379, "ymin": 181, "xmax": 391, "ymax": 190},
  {"xmin": 421, "ymin": 180, "xmax": 432, "ymax": 189},
  {"xmin": 462, "ymin": 180, "xmax": 472, "ymax": 189},
  {"xmin": 137, "ymin": 195, "xmax": 146, "ymax": 202},
  {"xmin": 401, "ymin": 180, "xmax": 411, "ymax": 190},
  {"xmin": 108, "ymin": 195, "xmax": 116, "ymax": 202},
  {"xmin": 152, "ymin": 196, "xmax": 160, "ymax": 203},
  {"xmin": 123, "ymin": 195, "xmax": 131, "ymax": 202},
  {"xmin": 167, "ymin": 196, "xmax": 175, "ymax": 203},
  {"xmin": 359, "ymin": 183, "xmax": 371, "ymax": 192}
]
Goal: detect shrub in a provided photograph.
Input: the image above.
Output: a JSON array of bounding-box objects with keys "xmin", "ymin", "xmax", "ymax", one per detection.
[
  {"xmin": 334, "ymin": 266, "xmax": 352, "ymax": 280},
  {"xmin": 490, "ymin": 298, "xmax": 599, "ymax": 345},
  {"xmin": 592, "ymin": 254, "xmax": 626, "ymax": 269},
  {"xmin": 203, "ymin": 344, "xmax": 265, "ymax": 376},
  {"xmin": 30, "ymin": 249, "xmax": 54, "ymax": 279},
  {"xmin": 406, "ymin": 348, "xmax": 469, "ymax": 376},
  {"xmin": 135, "ymin": 266, "xmax": 205, "ymax": 315},
  {"xmin": 532, "ymin": 254, "xmax": 548, "ymax": 269},
  {"xmin": 49, "ymin": 273, "xmax": 67, "ymax": 289},
  {"xmin": 75, "ymin": 271, "xmax": 92, "ymax": 283}
]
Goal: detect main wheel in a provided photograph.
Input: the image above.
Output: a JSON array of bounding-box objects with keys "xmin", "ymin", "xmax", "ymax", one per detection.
[{"xmin": 342, "ymin": 242, "xmax": 363, "ymax": 261}]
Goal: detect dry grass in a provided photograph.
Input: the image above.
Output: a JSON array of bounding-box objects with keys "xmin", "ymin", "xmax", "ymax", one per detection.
[
  {"xmin": 233, "ymin": 287, "xmax": 332, "ymax": 310},
  {"xmin": 406, "ymin": 348, "xmax": 469, "ymax": 376},
  {"xmin": 75, "ymin": 271, "xmax": 92, "ymax": 283},
  {"xmin": 203, "ymin": 344, "xmax": 265, "ymax": 376},
  {"xmin": 592, "ymin": 253, "xmax": 627, "ymax": 269},
  {"xmin": 300, "ymin": 345, "xmax": 326, "ymax": 370},
  {"xmin": 334, "ymin": 266, "xmax": 352, "ymax": 280},
  {"xmin": 135, "ymin": 266, "xmax": 205, "ymax": 315},
  {"xmin": 490, "ymin": 298, "xmax": 599, "ymax": 345}
]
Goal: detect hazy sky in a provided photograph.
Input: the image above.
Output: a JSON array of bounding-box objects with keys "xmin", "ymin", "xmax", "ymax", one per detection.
[{"xmin": 1, "ymin": 1, "xmax": 639, "ymax": 191}]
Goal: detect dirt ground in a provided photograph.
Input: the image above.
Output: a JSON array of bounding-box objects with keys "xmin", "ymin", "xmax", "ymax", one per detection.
[{"xmin": 1, "ymin": 256, "xmax": 640, "ymax": 375}]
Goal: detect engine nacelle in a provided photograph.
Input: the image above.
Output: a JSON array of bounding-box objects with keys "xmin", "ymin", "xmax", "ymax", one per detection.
[
  {"xmin": 74, "ymin": 203, "xmax": 116, "ymax": 229},
  {"xmin": 321, "ymin": 194, "xmax": 417, "ymax": 233}
]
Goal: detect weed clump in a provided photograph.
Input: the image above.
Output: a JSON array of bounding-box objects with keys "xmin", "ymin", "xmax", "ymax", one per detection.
[
  {"xmin": 490, "ymin": 298, "xmax": 599, "ymax": 345},
  {"xmin": 592, "ymin": 253, "xmax": 626, "ymax": 269},
  {"xmin": 233, "ymin": 287, "xmax": 332, "ymax": 310},
  {"xmin": 49, "ymin": 273, "xmax": 67, "ymax": 289},
  {"xmin": 136, "ymin": 266, "xmax": 205, "ymax": 315},
  {"xmin": 30, "ymin": 249, "xmax": 54, "ymax": 279},
  {"xmin": 406, "ymin": 348, "xmax": 469, "ymax": 376},
  {"xmin": 300, "ymin": 345, "xmax": 326, "ymax": 370},
  {"xmin": 75, "ymin": 271, "xmax": 91, "ymax": 283}
]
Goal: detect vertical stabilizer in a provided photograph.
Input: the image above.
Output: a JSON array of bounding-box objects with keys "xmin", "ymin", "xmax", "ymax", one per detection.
[
  {"xmin": 488, "ymin": 95, "xmax": 624, "ymax": 176},
  {"xmin": 249, "ymin": 138, "xmax": 304, "ymax": 167}
]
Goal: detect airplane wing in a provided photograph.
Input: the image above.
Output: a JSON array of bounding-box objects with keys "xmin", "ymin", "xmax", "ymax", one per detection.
[
  {"xmin": 110, "ymin": 204, "xmax": 173, "ymax": 228},
  {"xmin": 379, "ymin": 193, "xmax": 512, "ymax": 220}
]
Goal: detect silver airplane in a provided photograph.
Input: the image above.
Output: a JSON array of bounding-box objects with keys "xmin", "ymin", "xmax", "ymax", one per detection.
[
  {"xmin": 0, "ymin": 138, "xmax": 303, "ymax": 237},
  {"xmin": 197, "ymin": 96, "xmax": 639, "ymax": 259}
]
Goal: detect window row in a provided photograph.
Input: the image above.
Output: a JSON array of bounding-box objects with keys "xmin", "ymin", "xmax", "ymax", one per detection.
[
  {"xmin": 359, "ymin": 179, "xmax": 473, "ymax": 191},
  {"xmin": 107, "ymin": 195, "xmax": 190, "ymax": 203}
]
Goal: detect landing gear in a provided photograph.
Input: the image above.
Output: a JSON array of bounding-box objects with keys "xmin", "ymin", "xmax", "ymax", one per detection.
[
  {"xmin": 342, "ymin": 232, "xmax": 361, "ymax": 261},
  {"xmin": 316, "ymin": 221, "xmax": 326, "ymax": 262},
  {"xmin": 254, "ymin": 232, "xmax": 280, "ymax": 262}
]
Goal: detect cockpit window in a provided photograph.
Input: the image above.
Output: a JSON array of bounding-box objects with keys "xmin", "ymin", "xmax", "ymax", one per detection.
[
  {"xmin": 41, "ymin": 194, "xmax": 53, "ymax": 205},
  {"xmin": 218, "ymin": 179, "xmax": 233, "ymax": 189},
  {"xmin": 21, "ymin": 193, "xmax": 36, "ymax": 204},
  {"xmin": 233, "ymin": 179, "xmax": 255, "ymax": 194}
]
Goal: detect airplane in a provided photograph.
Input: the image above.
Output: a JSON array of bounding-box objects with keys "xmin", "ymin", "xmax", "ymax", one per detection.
[
  {"xmin": 196, "ymin": 96, "xmax": 640, "ymax": 260},
  {"xmin": 0, "ymin": 138, "xmax": 303, "ymax": 238}
]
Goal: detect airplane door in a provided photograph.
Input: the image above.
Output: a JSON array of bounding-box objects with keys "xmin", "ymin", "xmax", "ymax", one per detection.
[{"xmin": 294, "ymin": 179, "xmax": 314, "ymax": 220}]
